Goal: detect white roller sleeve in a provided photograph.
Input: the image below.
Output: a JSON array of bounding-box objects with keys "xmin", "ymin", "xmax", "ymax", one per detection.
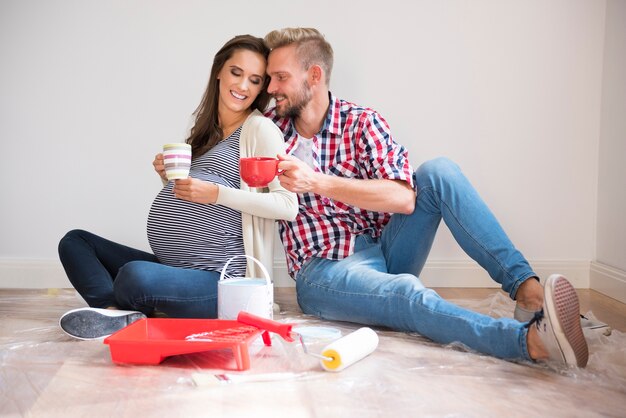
[{"xmin": 320, "ymin": 327, "xmax": 379, "ymax": 372}]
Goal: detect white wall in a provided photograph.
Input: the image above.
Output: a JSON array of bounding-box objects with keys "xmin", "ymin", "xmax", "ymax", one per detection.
[
  {"xmin": 592, "ymin": 0, "xmax": 626, "ymax": 302},
  {"xmin": 0, "ymin": 0, "xmax": 610, "ymax": 288}
]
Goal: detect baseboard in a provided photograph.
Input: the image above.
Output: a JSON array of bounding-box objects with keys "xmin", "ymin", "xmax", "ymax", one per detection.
[
  {"xmin": 420, "ymin": 260, "xmax": 590, "ymax": 288},
  {"xmin": 274, "ymin": 259, "xmax": 591, "ymax": 288},
  {"xmin": 0, "ymin": 259, "xmax": 297, "ymax": 289},
  {"xmin": 590, "ymin": 261, "xmax": 626, "ymax": 304},
  {"xmin": 0, "ymin": 258, "xmax": 592, "ymax": 289},
  {"xmin": 0, "ymin": 259, "xmax": 71, "ymax": 288}
]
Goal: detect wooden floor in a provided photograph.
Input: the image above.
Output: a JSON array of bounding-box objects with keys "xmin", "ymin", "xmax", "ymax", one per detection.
[
  {"xmin": 276, "ymin": 286, "xmax": 626, "ymax": 332},
  {"xmin": 432, "ymin": 287, "xmax": 626, "ymax": 332},
  {"xmin": 2, "ymin": 287, "xmax": 625, "ymax": 417}
]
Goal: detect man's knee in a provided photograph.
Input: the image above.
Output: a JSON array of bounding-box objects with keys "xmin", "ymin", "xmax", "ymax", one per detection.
[{"xmin": 414, "ymin": 157, "xmax": 461, "ymax": 183}]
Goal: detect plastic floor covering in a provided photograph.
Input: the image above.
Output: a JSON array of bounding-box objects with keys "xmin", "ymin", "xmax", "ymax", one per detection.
[{"xmin": 1, "ymin": 288, "xmax": 625, "ymax": 417}]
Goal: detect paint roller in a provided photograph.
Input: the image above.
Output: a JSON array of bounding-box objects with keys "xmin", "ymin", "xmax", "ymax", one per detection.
[
  {"xmin": 237, "ymin": 312, "xmax": 379, "ymax": 372},
  {"xmin": 300, "ymin": 326, "xmax": 379, "ymax": 372}
]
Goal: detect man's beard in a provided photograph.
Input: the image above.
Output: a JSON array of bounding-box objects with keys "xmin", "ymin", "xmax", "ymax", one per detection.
[{"xmin": 276, "ymin": 80, "xmax": 312, "ymax": 119}]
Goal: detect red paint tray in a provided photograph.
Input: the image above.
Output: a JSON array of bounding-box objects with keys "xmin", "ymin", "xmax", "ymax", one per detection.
[{"xmin": 103, "ymin": 313, "xmax": 294, "ymax": 370}]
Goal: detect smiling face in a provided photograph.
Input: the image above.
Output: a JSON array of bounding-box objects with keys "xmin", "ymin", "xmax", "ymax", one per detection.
[
  {"xmin": 217, "ymin": 49, "xmax": 266, "ymax": 117},
  {"xmin": 266, "ymin": 44, "xmax": 313, "ymax": 119}
]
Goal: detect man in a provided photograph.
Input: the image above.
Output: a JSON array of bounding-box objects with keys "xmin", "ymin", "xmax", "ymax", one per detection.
[{"xmin": 264, "ymin": 27, "xmax": 589, "ymax": 367}]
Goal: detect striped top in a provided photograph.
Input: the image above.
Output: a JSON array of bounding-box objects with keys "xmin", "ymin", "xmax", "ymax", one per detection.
[{"xmin": 147, "ymin": 128, "xmax": 246, "ymax": 276}]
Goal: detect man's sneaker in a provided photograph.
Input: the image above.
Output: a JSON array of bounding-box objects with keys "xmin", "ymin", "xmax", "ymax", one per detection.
[
  {"xmin": 515, "ymin": 283, "xmax": 611, "ymax": 336},
  {"xmin": 531, "ymin": 274, "xmax": 589, "ymax": 367},
  {"xmin": 580, "ymin": 314, "xmax": 612, "ymax": 336},
  {"xmin": 59, "ymin": 307, "xmax": 146, "ymax": 340}
]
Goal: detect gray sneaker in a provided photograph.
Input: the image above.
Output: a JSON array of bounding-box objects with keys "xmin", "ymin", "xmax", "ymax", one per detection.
[
  {"xmin": 532, "ymin": 274, "xmax": 589, "ymax": 367},
  {"xmin": 580, "ymin": 314, "xmax": 612, "ymax": 336},
  {"xmin": 517, "ymin": 305, "xmax": 611, "ymax": 334},
  {"xmin": 514, "ymin": 283, "xmax": 611, "ymax": 336},
  {"xmin": 59, "ymin": 307, "xmax": 146, "ymax": 340}
]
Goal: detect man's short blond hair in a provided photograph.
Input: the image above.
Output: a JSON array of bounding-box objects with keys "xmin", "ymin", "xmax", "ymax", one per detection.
[{"xmin": 264, "ymin": 27, "xmax": 334, "ymax": 85}]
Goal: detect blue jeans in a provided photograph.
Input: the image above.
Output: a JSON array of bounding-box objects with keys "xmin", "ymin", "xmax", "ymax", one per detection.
[
  {"xmin": 295, "ymin": 158, "xmax": 536, "ymax": 361},
  {"xmin": 58, "ymin": 230, "xmax": 220, "ymax": 318}
]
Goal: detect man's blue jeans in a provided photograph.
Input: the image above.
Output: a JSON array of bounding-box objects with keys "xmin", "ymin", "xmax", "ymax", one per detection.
[
  {"xmin": 58, "ymin": 230, "xmax": 220, "ymax": 318},
  {"xmin": 295, "ymin": 158, "xmax": 536, "ymax": 361}
]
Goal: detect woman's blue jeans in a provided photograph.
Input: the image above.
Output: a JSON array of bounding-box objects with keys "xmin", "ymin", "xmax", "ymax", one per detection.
[
  {"xmin": 295, "ymin": 158, "xmax": 536, "ymax": 361},
  {"xmin": 58, "ymin": 230, "xmax": 220, "ymax": 318}
]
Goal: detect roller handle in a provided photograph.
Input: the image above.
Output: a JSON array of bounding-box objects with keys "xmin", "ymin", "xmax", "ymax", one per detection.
[{"xmin": 237, "ymin": 311, "xmax": 295, "ymax": 342}]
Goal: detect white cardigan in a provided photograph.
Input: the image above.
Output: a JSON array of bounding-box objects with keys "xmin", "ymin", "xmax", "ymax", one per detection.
[{"xmin": 214, "ymin": 110, "xmax": 298, "ymax": 278}]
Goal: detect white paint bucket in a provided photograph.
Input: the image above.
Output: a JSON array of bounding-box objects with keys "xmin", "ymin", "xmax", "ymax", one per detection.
[{"xmin": 217, "ymin": 255, "xmax": 273, "ymax": 320}]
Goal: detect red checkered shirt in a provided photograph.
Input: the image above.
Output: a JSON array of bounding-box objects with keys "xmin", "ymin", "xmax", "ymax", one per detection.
[{"xmin": 266, "ymin": 94, "xmax": 414, "ymax": 276}]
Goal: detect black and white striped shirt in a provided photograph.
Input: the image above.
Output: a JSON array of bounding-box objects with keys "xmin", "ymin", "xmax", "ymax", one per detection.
[{"xmin": 147, "ymin": 128, "xmax": 246, "ymax": 276}]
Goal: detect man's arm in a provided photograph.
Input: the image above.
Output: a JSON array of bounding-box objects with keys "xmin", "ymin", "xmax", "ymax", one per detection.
[{"xmin": 277, "ymin": 154, "xmax": 415, "ymax": 214}]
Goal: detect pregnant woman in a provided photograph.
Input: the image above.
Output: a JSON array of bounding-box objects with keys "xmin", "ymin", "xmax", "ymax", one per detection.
[{"xmin": 57, "ymin": 34, "xmax": 297, "ymax": 339}]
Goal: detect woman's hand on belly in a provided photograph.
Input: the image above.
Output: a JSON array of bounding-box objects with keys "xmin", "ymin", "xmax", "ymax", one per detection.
[{"xmin": 173, "ymin": 178, "xmax": 219, "ymax": 204}]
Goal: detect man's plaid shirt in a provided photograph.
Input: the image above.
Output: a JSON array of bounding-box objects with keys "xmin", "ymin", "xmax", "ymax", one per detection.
[{"xmin": 266, "ymin": 93, "xmax": 414, "ymax": 276}]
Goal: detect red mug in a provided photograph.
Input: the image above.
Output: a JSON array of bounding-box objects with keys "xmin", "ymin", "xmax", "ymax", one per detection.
[{"xmin": 240, "ymin": 157, "xmax": 279, "ymax": 187}]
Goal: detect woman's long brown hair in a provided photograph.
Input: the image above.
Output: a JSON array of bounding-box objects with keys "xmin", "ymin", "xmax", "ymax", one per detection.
[{"xmin": 186, "ymin": 35, "xmax": 271, "ymax": 157}]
